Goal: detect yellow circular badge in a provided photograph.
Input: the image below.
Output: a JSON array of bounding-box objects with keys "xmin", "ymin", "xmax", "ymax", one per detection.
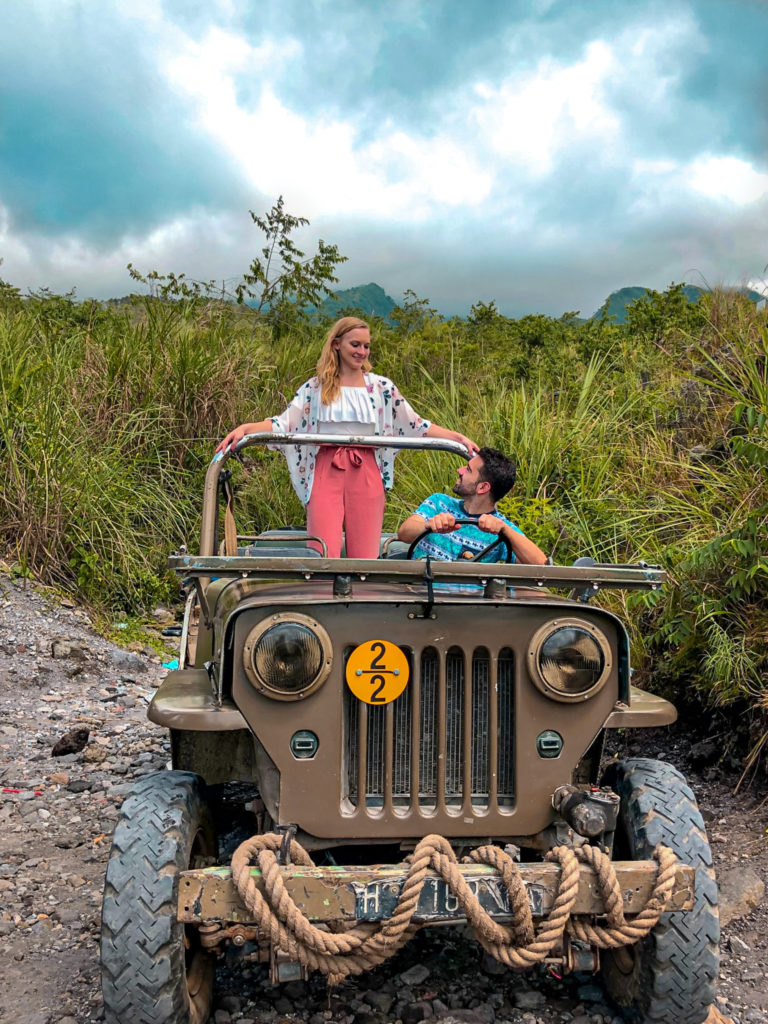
[{"xmin": 345, "ymin": 640, "xmax": 410, "ymax": 705}]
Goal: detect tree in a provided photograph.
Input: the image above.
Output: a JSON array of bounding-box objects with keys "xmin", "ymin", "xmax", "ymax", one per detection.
[
  {"xmin": 235, "ymin": 196, "xmax": 347, "ymax": 339},
  {"xmin": 389, "ymin": 290, "xmax": 438, "ymax": 335},
  {"xmin": 467, "ymin": 300, "xmax": 502, "ymax": 327},
  {"xmin": 126, "ymin": 198, "xmax": 347, "ymax": 340},
  {"xmin": 0, "ymin": 259, "xmax": 23, "ymax": 310},
  {"xmin": 624, "ymin": 282, "xmax": 707, "ymax": 349},
  {"xmin": 126, "ymin": 264, "xmax": 216, "ymax": 301}
]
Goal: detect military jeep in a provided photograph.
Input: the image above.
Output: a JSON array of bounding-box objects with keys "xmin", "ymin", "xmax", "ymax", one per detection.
[{"xmin": 99, "ymin": 434, "xmax": 719, "ymax": 1024}]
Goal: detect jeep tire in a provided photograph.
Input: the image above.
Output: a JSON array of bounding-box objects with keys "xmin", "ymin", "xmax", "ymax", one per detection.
[
  {"xmin": 600, "ymin": 758, "xmax": 719, "ymax": 1024},
  {"xmin": 100, "ymin": 771, "xmax": 216, "ymax": 1024}
]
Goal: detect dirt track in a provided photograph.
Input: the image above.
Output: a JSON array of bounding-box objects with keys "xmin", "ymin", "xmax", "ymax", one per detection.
[{"xmin": 1, "ymin": 571, "xmax": 766, "ymax": 1024}]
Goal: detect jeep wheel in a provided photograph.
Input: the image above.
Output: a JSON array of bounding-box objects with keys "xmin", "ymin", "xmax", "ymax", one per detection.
[
  {"xmin": 600, "ymin": 758, "xmax": 719, "ymax": 1024},
  {"xmin": 100, "ymin": 771, "xmax": 216, "ymax": 1024}
]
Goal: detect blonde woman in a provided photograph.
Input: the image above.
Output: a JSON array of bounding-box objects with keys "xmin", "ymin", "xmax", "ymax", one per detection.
[{"xmin": 216, "ymin": 317, "xmax": 477, "ymax": 558}]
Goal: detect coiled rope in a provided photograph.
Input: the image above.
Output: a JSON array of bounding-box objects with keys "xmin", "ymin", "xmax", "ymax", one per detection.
[{"xmin": 230, "ymin": 832, "xmax": 678, "ymax": 984}]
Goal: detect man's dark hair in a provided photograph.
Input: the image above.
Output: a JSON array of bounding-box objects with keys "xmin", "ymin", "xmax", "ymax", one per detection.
[{"xmin": 477, "ymin": 446, "xmax": 517, "ymax": 502}]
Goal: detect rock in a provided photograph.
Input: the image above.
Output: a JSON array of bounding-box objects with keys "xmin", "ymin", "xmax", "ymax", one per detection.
[
  {"xmin": 54, "ymin": 907, "xmax": 81, "ymax": 925},
  {"xmin": 461, "ymin": 1006, "xmax": 495, "ymax": 1023},
  {"xmin": 51, "ymin": 727, "xmax": 90, "ymax": 757},
  {"xmin": 690, "ymin": 738, "xmax": 719, "ymax": 767},
  {"xmin": 364, "ymin": 990, "xmax": 394, "ymax": 1014},
  {"xmin": 66, "ymin": 779, "xmax": 92, "ymax": 793},
  {"xmin": 53, "ymin": 837, "xmax": 79, "ymax": 849},
  {"xmin": 107, "ymin": 648, "xmax": 147, "ymax": 675},
  {"xmin": 514, "ymin": 990, "xmax": 546, "ymax": 1009},
  {"xmin": 719, "ymin": 865, "xmax": 765, "ymax": 926},
  {"xmin": 48, "ymin": 771, "xmax": 70, "ymax": 785},
  {"xmin": 400, "ymin": 963, "xmax": 431, "ymax": 987},
  {"xmin": 83, "ymin": 743, "xmax": 107, "ymax": 764},
  {"xmin": 434, "ymin": 1011, "xmax": 494, "ymax": 1024},
  {"xmin": 402, "ymin": 1001, "xmax": 434, "ymax": 1023},
  {"xmin": 51, "ymin": 639, "xmax": 73, "ymax": 659},
  {"xmin": 729, "ymin": 934, "xmax": 752, "ymax": 953}
]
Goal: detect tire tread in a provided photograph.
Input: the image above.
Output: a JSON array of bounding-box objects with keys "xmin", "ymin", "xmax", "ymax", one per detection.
[
  {"xmin": 601, "ymin": 758, "xmax": 719, "ymax": 1024},
  {"xmin": 100, "ymin": 770, "xmax": 214, "ymax": 1024}
]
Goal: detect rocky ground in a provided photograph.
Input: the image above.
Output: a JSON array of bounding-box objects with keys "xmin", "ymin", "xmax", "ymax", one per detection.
[{"xmin": 1, "ymin": 570, "xmax": 767, "ymax": 1024}]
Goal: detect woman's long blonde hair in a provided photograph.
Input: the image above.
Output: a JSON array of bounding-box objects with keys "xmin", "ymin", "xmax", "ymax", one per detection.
[{"xmin": 316, "ymin": 317, "xmax": 372, "ymax": 405}]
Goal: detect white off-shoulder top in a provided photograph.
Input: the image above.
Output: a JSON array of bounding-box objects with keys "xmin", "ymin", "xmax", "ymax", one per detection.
[{"xmin": 318, "ymin": 387, "xmax": 376, "ymax": 434}]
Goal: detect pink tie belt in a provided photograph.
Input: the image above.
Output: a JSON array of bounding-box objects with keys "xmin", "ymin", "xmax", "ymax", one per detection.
[{"xmin": 331, "ymin": 446, "xmax": 364, "ymax": 469}]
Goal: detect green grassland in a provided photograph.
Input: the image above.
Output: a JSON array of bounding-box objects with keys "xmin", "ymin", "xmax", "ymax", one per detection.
[{"xmin": 1, "ymin": 279, "xmax": 766, "ymax": 764}]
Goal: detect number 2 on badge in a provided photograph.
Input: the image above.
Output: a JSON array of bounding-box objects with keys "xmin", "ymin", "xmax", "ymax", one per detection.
[{"xmin": 345, "ymin": 640, "xmax": 410, "ymax": 705}]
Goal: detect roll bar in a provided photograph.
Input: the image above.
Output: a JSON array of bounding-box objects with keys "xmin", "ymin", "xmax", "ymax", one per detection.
[{"xmin": 201, "ymin": 432, "xmax": 471, "ymax": 557}]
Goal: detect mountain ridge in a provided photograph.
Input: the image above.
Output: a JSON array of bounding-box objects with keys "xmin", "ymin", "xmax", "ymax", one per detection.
[
  {"xmin": 322, "ymin": 281, "xmax": 765, "ymax": 323},
  {"xmin": 317, "ymin": 282, "xmax": 396, "ymax": 319}
]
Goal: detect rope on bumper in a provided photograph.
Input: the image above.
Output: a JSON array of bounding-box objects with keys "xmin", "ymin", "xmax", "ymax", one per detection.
[{"xmin": 230, "ymin": 832, "xmax": 677, "ymax": 983}]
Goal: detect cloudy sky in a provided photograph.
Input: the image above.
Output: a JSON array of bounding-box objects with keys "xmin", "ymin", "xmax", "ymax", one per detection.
[{"xmin": 2, "ymin": 0, "xmax": 767, "ymax": 317}]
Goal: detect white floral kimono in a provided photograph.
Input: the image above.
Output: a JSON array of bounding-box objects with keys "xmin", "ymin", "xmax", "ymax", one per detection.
[{"xmin": 271, "ymin": 373, "xmax": 431, "ymax": 504}]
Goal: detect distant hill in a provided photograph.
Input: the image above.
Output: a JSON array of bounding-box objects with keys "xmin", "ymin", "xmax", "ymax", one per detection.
[
  {"xmin": 595, "ymin": 284, "xmax": 763, "ymax": 323},
  {"xmin": 317, "ymin": 282, "xmax": 396, "ymax": 320}
]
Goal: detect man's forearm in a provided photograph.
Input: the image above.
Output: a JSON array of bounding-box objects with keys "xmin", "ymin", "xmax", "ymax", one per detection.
[
  {"xmin": 397, "ymin": 515, "xmax": 430, "ymax": 542},
  {"xmin": 501, "ymin": 525, "xmax": 548, "ymax": 565}
]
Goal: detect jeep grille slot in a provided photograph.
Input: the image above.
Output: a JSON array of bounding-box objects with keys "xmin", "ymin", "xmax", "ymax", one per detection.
[{"xmin": 344, "ymin": 646, "xmax": 515, "ymax": 817}]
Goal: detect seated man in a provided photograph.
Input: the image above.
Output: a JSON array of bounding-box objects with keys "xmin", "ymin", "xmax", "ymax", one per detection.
[{"xmin": 397, "ymin": 447, "xmax": 547, "ymax": 564}]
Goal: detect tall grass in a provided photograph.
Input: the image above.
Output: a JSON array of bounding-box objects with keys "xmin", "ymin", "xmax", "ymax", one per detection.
[
  {"xmin": 0, "ymin": 297, "xmax": 280, "ymax": 607},
  {"xmin": 1, "ymin": 285, "xmax": 766, "ymax": 764}
]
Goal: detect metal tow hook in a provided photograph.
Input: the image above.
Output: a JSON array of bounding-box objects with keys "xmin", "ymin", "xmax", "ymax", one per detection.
[{"xmin": 277, "ymin": 824, "xmax": 298, "ymax": 865}]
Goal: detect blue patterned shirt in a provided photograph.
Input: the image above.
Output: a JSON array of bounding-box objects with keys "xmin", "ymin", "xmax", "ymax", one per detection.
[{"xmin": 410, "ymin": 494, "xmax": 523, "ymax": 562}]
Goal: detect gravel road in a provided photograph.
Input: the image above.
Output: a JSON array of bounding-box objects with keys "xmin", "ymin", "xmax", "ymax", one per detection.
[{"xmin": 1, "ymin": 571, "xmax": 766, "ymax": 1024}]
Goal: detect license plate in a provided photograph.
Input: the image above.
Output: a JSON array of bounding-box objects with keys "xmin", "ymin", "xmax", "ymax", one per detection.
[{"xmin": 353, "ymin": 875, "xmax": 545, "ymax": 921}]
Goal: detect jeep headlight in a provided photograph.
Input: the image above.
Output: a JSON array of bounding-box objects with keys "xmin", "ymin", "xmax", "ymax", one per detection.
[
  {"xmin": 528, "ymin": 619, "xmax": 611, "ymax": 702},
  {"xmin": 243, "ymin": 613, "xmax": 332, "ymax": 700}
]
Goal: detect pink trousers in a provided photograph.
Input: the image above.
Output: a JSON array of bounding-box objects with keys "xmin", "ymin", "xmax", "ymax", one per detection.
[{"xmin": 306, "ymin": 447, "xmax": 385, "ymax": 558}]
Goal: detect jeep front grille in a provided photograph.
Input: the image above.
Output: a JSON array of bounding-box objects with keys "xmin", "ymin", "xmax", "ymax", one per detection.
[{"xmin": 344, "ymin": 646, "xmax": 515, "ymax": 815}]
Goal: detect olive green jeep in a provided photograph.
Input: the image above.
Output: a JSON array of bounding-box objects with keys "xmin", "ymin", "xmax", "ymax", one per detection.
[{"xmin": 99, "ymin": 434, "xmax": 719, "ymax": 1024}]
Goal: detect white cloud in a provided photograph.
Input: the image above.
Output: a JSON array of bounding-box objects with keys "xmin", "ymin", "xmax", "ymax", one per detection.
[
  {"xmin": 163, "ymin": 27, "xmax": 493, "ymax": 220},
  {"xmin": 4, "ymin": 1, "xmax": 766, "ymax": 312},
  {"xmin": 0, "ymin": 206, "xmax": 249, "ymax": 296},
  {"xmin": 0, "ymin": 204, "xmax": 33, "ymax": 270},
  {"xmin": 471, "ymin": 40, "xmax": 621, "ymax": 174},
  {"xmin": 122, "ymin": 9, "xmax": 715, "ymax": 232},
  {"xmin": 690, "ymin": 155, "xmax": 768, "ymax": 205}
]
